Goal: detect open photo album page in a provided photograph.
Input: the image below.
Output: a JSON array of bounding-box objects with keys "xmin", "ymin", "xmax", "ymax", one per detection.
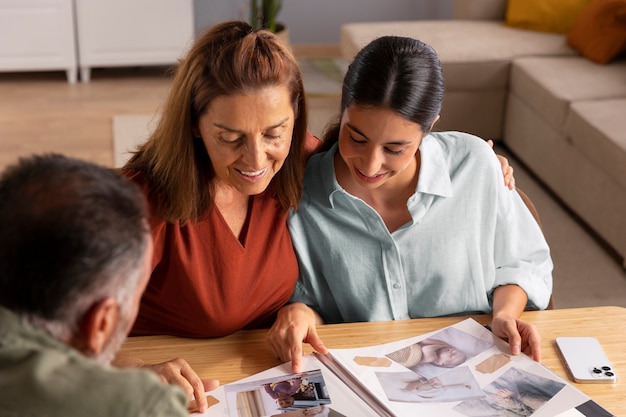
[{"xmin": 191, "ymin": 318, "xmax": 613, "ymax": 416}]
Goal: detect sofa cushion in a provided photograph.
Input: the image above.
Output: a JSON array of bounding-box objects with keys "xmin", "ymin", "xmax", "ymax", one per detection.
[
  {"xmin": 505, "ymin": 0, "xmax": 591, "ymax": 34},
  {"xmin": 567, "ymin": 0, "xmax": 626, "ymax": 64},
  {"xmin": 566, "ymin": 99, "xmax": 626, "ymax": 189},
  {"xmin": 341, "ymin": 21, "xmax": 576, "ymax": 63},
  {"xmin": 452, "ymin": 0, "xmax": 507, "ymax": 20},
  {"xmin": 510, "ymin": 57, "xmax": 626, "ymax": 132},
  {"xmin": 505, "ymin": 93, "xmax": 626, "ymax": 259},
  {"xmin": 434, "ymin": 90, "xmax": 507, "ymax": 139}
]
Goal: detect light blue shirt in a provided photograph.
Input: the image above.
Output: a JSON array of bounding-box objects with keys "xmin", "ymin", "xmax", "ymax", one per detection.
[{"xmin": 288, "ymin": 131, "xmax": 553, "ymax": 323}]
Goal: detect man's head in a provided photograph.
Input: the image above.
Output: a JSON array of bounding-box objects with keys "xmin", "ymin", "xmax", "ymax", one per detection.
[{"xmin": 0, "ymin": 154, "xmax": 152, "ymax": 363}]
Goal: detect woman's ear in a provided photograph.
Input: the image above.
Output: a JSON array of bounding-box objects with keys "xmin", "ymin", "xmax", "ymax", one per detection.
[
  {"xmin": 429, "ymin": 115, "xmax": 441, "ymax": 131},
  {"xmin": 77, "ymin": 298, "xmax": 119, "ymax": 356}
]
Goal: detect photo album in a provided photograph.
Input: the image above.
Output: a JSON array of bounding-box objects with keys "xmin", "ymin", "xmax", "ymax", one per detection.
[{"xmin": 192, "ymin": 318, "xmax": 615, "ymax": 417}]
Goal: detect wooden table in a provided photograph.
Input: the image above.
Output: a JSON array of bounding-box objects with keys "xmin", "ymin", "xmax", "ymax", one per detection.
[{"xmin": 120, "ymin": 306, "xmax": 626, "ymax": 415}]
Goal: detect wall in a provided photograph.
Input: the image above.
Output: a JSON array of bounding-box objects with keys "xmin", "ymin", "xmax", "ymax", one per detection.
[{"xmin": 193, "ymin": 0, "xmax": 453, "ymax": 44}]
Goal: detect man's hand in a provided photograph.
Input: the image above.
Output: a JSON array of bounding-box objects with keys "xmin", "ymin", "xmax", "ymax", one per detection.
[
  {"xmin": 143, "ymin": 358, "xmax": 219, "ymax": 413},
  {"xmin": 490, "ymin": 317, "xmax": 541, "ymax": 362},
  {"xmin": 266, "ymin": 303, "xmax": 328, "ymax": 373}
]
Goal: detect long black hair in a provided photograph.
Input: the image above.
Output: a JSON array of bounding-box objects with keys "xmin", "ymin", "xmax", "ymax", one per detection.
[{"xmin": 321, "ymin": 36, "xmax": 444, "ymax": 151}]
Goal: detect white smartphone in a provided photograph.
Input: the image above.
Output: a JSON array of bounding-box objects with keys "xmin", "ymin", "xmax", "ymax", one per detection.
[{"xmin": 555, "ymin": 336, "xmax": 617, "ymax": 384}]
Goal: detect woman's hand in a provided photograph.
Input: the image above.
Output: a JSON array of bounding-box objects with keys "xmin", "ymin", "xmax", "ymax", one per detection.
[
  {"xmin": 142, "ymin": 358, "xmax": 219, "ymax": 413},
  {"xmin": 490, "ymin": 317, "xmax": 541, "ymax": 362},
  {"xmin": 487, "ymin": 140, "xmax": 515, "ymax": 190},
  {"xmin": 491, "ymin": 284, "xmax": 541, "ymax": 362},
  {"xmin": 266, "ymin": 303, "xmax": 328, "ymax": 373}
]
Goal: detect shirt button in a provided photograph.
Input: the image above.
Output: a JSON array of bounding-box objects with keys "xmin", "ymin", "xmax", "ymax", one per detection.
[{"xmin": 392, "ymin": 283, "xmax": 401, "ymax": 289}]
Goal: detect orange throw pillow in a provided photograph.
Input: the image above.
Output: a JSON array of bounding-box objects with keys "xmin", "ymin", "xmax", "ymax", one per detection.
[
  {"xmin": 506, "ymin": 0, "xmax": 592, "ymax": 33},
  {"xmin": 567, "ymin": 0, "xmax": 626, "ymax": 64}
]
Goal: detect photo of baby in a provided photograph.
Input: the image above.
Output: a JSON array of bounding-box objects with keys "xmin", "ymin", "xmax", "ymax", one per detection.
[{"xmin": 385, "ymin": 326, "xmax": 494, "ymax": 379}]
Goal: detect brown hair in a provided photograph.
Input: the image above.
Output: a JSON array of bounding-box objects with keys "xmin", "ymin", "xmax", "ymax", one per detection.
[{"xmin": 124, "ymin": 20, "xmax": 307, "ymax": 223}]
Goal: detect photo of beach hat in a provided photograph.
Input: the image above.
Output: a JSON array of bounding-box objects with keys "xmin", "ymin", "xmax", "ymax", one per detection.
[{"xmin": 387, "ymin": 344, "xmax": 423, "ymax": 368}]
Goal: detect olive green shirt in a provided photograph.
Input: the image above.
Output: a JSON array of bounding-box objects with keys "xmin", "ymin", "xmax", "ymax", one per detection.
[{"xmin": 0, "ymin": 306, "xmax": 189, "ymax": 417}]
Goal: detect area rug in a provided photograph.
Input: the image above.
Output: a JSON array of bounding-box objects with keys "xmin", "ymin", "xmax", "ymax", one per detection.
[{"xmin": 297, "ymin": 57, "xmax": 347, "ymax": 96}]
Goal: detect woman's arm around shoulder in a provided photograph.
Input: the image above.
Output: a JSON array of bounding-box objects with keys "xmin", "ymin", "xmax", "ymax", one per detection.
[{"xmin": 304, "ymin": 130, "xmax": 323, "ymax": 157}]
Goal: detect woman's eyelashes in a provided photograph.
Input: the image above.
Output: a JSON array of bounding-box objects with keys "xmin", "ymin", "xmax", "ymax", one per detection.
[
  {"xmin": 349, "ymin": 134, "xmax": 366, "ymax": 144},
  {"xmin": 385, "ymin": 147, "xmax": 404, "ymax": 155},
  {"xmin": 218, "ymin": 131, "xmax": 243, "ymax": 144},
  {"xmin": 219, "ymin": 130, "xmax": 283, "ymax": 145},
  {"xmin": 349, "ymin": 134, "xmax": 405, "ymax": 155},
  {"xmin": 220, "ymin": 136, "xmax": 244, "ymax": 146}
]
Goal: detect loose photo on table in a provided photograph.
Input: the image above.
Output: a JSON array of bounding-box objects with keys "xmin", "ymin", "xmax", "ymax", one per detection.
[{"xmin": 224, "ymin": 369, "xmax": 333, "ymax": 417}]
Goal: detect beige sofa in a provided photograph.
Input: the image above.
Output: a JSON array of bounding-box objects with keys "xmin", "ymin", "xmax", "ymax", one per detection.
[{"xmin": 340, "ymin": 0, "xmax": 626, "ymax": 267}]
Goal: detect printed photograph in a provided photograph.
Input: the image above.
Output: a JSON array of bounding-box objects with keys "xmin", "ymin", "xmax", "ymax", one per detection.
[
  {"xmin": 385, "ymin": 326, "xmax": 494, "ymax": 378},
  {"xmin": 224, "ymin": 369, "xmax": 332, "ymax": 417},
  {"xmin": 376, "ymin": 366, "xmax": 484, "ymax": 403},
  {"xmin": 453, "ymin": 367, "xmax": 566, "ymax": 417}
]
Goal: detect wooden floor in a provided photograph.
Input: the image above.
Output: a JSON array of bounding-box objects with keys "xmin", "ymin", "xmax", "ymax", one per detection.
[
  {"xmin": 0, "ymin": 67, "xmax": 172, "ymax": 171},
  {"xmin": 0, "ymin": 44, "xmax": 341, "ymax": 172}
]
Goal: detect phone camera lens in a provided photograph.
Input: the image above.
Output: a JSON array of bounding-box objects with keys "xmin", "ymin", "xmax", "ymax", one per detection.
[
  {"xmin": 605, "ymin": 371, "xmax": 615, "ymax": 377},
  {"xmin": 592, "ymin": 368, "xmax": 602, "ymax": 374},
  {"xmin": 601, "ymin": 366, "xmax": 611, "ymax": 371}
]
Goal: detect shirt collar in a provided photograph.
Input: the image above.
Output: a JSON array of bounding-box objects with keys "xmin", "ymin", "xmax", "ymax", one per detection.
[
  {"xmin": 318, "ymin": 135, "xmax": 453, "ymax": 208},
  {"xmin": 317, "ymin": 143, "xmax": 344, "ymax": 208},
  {"xmin": 417, "ymin": 133, "xmax": 453, "ymax": 198},
  {"xmin": 0, "ymin": 305, "xmax": 79, "ymax": 356}
]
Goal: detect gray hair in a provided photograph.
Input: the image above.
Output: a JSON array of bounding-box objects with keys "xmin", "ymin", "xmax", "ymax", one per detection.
[{"xmin": 0, "ymin": 154, "xmax": 149, "ymax": 341}]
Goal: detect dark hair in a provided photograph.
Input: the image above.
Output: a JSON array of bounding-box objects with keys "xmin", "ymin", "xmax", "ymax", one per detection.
[
  {"xmin": 124, "ymin": 20, "xmax": 307, "ymax": 221},
  {"xmin": 0, "ymin": 154, "xmax": 149, "ymax": 334},
  {"xmin": 321, "ymin": 36, "xmax": 444, "ymax": 150}
]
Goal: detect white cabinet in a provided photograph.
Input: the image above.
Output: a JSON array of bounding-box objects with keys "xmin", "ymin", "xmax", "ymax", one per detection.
[
  {"xmin": 74, "ymin": 0, "xmax": 194, "ymax": 82},
  {"xmin": 0, "ymin": 0, "xmax": 77, "ymax": 83},
  {"xmin": 0, "ymin": 0, "xmax": 194, "ymax": 83}
]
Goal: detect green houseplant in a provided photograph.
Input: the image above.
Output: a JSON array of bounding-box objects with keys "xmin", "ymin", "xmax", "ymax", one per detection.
[{"xmin": 250, "ymin": 0, "xmax": 283, "ymax": 33}]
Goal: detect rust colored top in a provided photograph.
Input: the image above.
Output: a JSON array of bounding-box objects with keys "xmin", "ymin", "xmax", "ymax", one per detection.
[{"xmin": 124, "ymin": 132, "xmax": 321, "ymax": 337}]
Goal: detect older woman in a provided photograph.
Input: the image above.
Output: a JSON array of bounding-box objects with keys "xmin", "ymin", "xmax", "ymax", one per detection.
[
  {"xmin": 118, "ymin": 20, "xmax": 315, "ymax": 411},
  {"xmin": 122, "ymin": 21, "xmax": 315, "ymax": 339}
]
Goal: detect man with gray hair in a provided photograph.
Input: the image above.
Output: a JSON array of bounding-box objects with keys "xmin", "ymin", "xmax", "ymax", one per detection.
[{"xmin": 0, "ymin": 154, "xmax": 189, "ymax": 416}]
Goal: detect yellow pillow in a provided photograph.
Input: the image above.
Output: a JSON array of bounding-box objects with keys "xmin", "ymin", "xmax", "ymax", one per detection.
[
  {"xmin": 506, "ymin": 0, "xmax": 592, "ymax": 33},
  {"xmin": 567, "ymin": 0, "xmax": 626, "ymax": 64}
]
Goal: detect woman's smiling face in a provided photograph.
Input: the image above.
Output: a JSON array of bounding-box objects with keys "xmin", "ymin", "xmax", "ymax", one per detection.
[
  {"xmin": 337, "ymin": 105, "xmax": 425, "ymax": 191},
  {"xmin": 196, "ymin": 86, "xmax": 294, "ymax": 195}
]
